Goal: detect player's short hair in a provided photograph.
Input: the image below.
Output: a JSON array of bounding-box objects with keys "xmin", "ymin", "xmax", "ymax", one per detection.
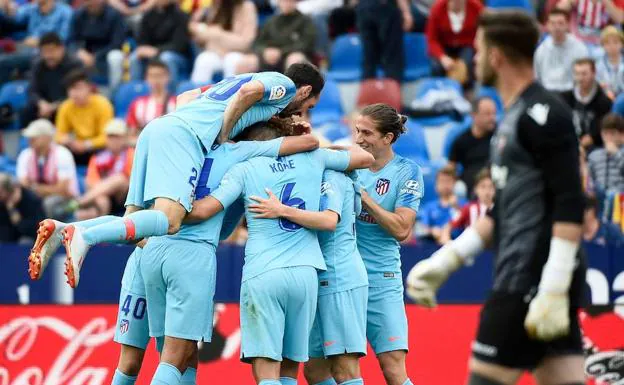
[
  {"xmin": 601, "ymin": 113, "xmax": 624, "ymax": 133},
  {"xmin": 146, "ymin": 58, "xmax": 169, "ymax": 73},
  {"xmin": 474, "ymin": 168, "xmax": 492, "ymax": 185},
  {"xmin": 548, "ymin": 7, "xmax": 570, "ymax": 21},
  {"xmin": 360, "ymin": 103, "xmax": 407, "ymax": 144},
  {"xmin": 478, "ymin": 10, "xmax": 540, "ymax": 65},
  {"xmin": 235, "ymin": 117, "xmax": 294, "ymax": 142},
  {"xmin": 574, "ymin": 57, "xmax": 596, "ymax": 72},
  {"xmin": 63, "ymin": 69, "xmax": 90, "ymax": 89},
  {"xmin": 284, "ymin": 62, "xmax": 325, "ymax": 98},
  {"xmin": 39, "ymin": 32, "xmax": 62, "ymax": 48},
  {"xmin": 437, "ymin": 165, "xmax": 457, "ymax": 180}
]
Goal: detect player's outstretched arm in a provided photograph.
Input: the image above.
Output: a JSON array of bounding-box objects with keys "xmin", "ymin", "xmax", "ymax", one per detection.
[
  {"xmin": 343, "ymin": 145, "xmax": 374, "ymax": 171},
  {"xmin": 278, "ymin": 133, "xmax": 319, "ymax": 156},
  {"xmin": 249, "ymin": 188, "xmax": 339, "ymax": 231},
  {"xmin": 361, "ymin": 190, "xmax": 416, "ymax": 241},
  {"xmin": 185, "ymin": 196, "xmax": 225, "ymax": 223},
  {"xmin": 406, "ymin": 217, "xmax": 493, "ymax": 307},
  {"xmin": 219, "ymin": 80, "xmax": 265, "ymax": 144}
]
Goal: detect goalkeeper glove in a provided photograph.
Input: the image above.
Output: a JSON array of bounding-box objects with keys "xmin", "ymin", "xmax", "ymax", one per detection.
[{"xmin": 524, "ymin": 237, "xmax": 579, "ymax": 341}]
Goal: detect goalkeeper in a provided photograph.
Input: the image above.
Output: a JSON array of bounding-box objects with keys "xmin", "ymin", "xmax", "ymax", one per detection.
[{"xmin": 406, "ymin": 9, "xmax": 587, "ymax": 385}]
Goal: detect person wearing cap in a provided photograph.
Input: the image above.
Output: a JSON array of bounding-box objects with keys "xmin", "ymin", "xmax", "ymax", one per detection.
[
  {"xmin": 596, "ymin": 25, "xmax": 624, "ymax": 98},
  {"xmin": 73, "ymin": 119, "xmax": 134, "ymax": 220},
  {"xmin": 16, "ymin": 119, "xmax": 80, "ymax": 220}
]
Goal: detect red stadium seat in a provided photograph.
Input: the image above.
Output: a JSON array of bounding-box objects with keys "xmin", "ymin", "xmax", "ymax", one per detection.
[{"xmin": 356, "ymin": 79, "xmax": 402, "ymax": 111}]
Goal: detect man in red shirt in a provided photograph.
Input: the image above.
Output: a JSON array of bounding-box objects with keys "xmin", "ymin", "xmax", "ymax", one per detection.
[{"xmin": 125, "ymin": 58, "xmax": 176, "ymax": 145}]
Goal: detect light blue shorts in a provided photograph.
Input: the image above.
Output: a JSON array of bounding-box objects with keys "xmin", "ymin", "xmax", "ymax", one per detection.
[
  {"xmin": 125, "ymin": 115, "xmax": 206, "ymax": 212},
  {"xmin": 140, "ymin": 237, "xmax": 217, "ymax": 342},
  {"xmin": 113, "ymin": 248, "xmax": 150, "ymax": 349},
  {"xmin": 367, "ymin": 284, "xmax": 409, "ymax": 354},
  {"xmin": 309, "ymin": 286, "xmax": 368, "ymax": 358},
  {"xmin": 240, "ymin": 266, "xmax": 318, "ymax": 363}
]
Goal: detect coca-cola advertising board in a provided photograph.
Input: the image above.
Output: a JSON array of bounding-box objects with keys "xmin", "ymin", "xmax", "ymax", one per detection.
[{"xmin": 1, "ymin": 305, "xmax": 622, "ymax": 385}]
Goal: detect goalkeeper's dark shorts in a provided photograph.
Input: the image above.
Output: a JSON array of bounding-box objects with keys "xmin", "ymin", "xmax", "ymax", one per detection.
[{"xmin": 471, "ymin": 291, "xmax": 584, "ymax": 369}]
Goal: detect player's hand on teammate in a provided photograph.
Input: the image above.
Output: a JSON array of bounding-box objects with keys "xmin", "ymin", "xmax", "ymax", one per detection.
[
  {"xmin": 249, "ymin": 188, "xmax": 285, "ymax": 219},
  {"xmin": 291, "ymin": 121, "xmax": 312, "ymax": 136},
  {"xmin": 405, "ymin": 246, "xmax": 463, "ymax": 307},
  {"xmin": 524, "ymin": 292, "xmax": 571, "ymax": 341}
]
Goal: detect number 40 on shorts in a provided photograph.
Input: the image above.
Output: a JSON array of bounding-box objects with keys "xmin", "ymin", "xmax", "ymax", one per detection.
[{"xmin": 121, "ymin": 294, "xmax": 147, "ymax": 320}]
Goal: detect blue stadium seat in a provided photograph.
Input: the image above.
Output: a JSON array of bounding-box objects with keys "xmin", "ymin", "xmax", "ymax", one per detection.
[
  {"xmin": 613, "ymin": 93, "xmax": 624, "ymax": 117},
  {"xmin": 410, "ymin": 77, "xmax": 464, "ymax": 127},
  {"xmin": 176, "ymin": 80, "xmax": 198, "ymax": 94},
  {"xmin": 310, "ymin": 79, "xmax": 343, "ymax": 126},
  {"xmin": 0, "ymin": 155, "xmax": 17, "ymax": 175},
  {"xmin": 319, "ymin": 121, "xmax": 351, "ymax": 142},
  {"xmin": 113, "ymin": 81, "xmax": 150, "ymax": 118},
  {"xmin": 0, "ymin": 80, "xmax": 29, "ymax": 130},
  {"xmin": 404, "ymin": 33, "xmax": 432, "ymax": 81},
  {"xmin": 419, "ymin": 158, "xmax": 447, "ymax": 205},
  {"xmin": 394, "ymin": 120, "xmax": 430, "ymax": 161},
  {"xmin": 327, "ymin": 34, "xmax": 363, "ymax": 82},
  {"xmin": 442, "ymin": 116, "xmax": 472, "ymax": 159},
  {"xmin": 486, "ymin": 0, "xmax": 534, "ymax": 14}
]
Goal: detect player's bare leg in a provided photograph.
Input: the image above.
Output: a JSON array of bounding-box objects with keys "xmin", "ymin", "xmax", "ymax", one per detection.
[
  {"xmin": 377, "ymin": 351, "xmax": 410, "ymax": 385},
  {"xmin": 330, "ymin": 354, "xmax": 361, "ymax": 384},
  {"xmin": 251, "ymin": 357, "xmax": 281, "ymax": 384},
  {"xmin": 304, "ymin": 358, "xmax": 333, "ymax": 384},
  {"xmin": 280, "ymin": 358, "xmax": 299, "ymax": 384},
  {"xmin": 467, "ymin": 358, "xmax": 522, "ymax": 385},
  {"xmin": 117, "ymin": 344, "xmax": 146, "ymax": 377},
  {"xmin": 532, "ymin": 355, "xmax": 585, "ymax": 385}
]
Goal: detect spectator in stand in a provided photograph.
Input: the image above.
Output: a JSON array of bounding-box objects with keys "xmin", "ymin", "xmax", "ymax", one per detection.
[
  {"xmin": 448, "ymin": 97, "xmax": 497, "ymax": 195},
  {"xmin": 20, "ymin": 32, "xmax": 82, "ymax": 127},
  {"xmin": 189, "ymin": 0, "xmax": 257, "ymax": 84},
  {"xmin": 0, "ymin": 0, "xmax": 73, "ymax": 84},
  {"xmin": 417, "ymin": 165, "xmax": 467, "ymax": 245},
  {"xmin": 0, "ymin": 173, "xmax": 45, "ymax": 243},
  {"xmin": 557, "ymin": 0, "xmax": 624, "ymax": 46},
  {"xmin": 534, "ymin": 8, "xmax": 588, "ymax": 94},
  {"xmin": 411, "ymin": 0, "xmax": 436, "ymax": 33},
  {"xmin": 587, "ymin": 113, "xmax": 624, "ymax": 195},
  {"xmin": 126, "ymin": 59, "xmax": 175, "ymax": 146},
  {"xmin": 596, "ymin": 26, "xmax": 624, "ymax": 99},
  {"xmin": 68, "ymin": 0, "xmax": 127, "ymax": 92},
  {"xmin": 129, "ymin": 0, "xmax": 190, "ymax": 86},
  {"xmin": 425, "ymin": 0, "xmax": 482, "ymax": 86},
  {"xmin": 236, "ymin": 0, "xmax": 316, "ymax": 73},
  {"xmin": 16, "ymin": 119, "xmax": 79, "ymax": 220},
  {"xmin": 562, "ymin": 57, "xmax": 613, "ymax": 148},
  {"xmin": 328, "ymin": 0, "xmax": 357, "ymax": 39},
  {"xmin": 108, "ymin": 0, "xmax": 156, "ymax": 38},
  {"xmin": 296, "ymin": 0, "xmax": 341, "ymax": 54},
  {"xmin": 440, "ymin": 168, "xmax": 494, "ymax": 244},
  {"xmin": 356, "ymin": 0, "xmax": 412, "ymax": 82},
  {"xmin": 583, "ymin": 195, "xmax": 624, "ymax": 246},
  {"xmin": 55, "ymin": 69, "xmax": 113, "ymax": 165},
  {"xmin": 73, "ymin": 119, "xmax": 134, "ymax": 220},
  {"xmin": 180, "ymin": 0, "xmax": 211, "ymax": 14}
]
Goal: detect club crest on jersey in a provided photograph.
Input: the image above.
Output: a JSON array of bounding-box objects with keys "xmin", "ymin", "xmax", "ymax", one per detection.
[
  {"xmin": 269, "ymin": 85, "xmax": 286, "ymax": 100},
  {"xmin": 375, "ymin": 178, "xmax": 390, "ymax": 195},
  {"xmin": 119, "ymin": 319, "xmax": 129, "ymax": 334}
]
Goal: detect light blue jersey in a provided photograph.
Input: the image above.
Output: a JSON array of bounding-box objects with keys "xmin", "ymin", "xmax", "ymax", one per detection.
[
  {"xmin": 174, "ymin": 73, "xmax": 296, "ymax": 149},
  {"xmin": 355, "ymin": 155, "xmax": 424, "ymax": 287},
  {"xmin": 171, "ymin": 139, "xmax": 284, "ymax": 245},
  {"xmin": 211, "ymin": 149, "xmax": 351, "ymax": 282},
  {"xmin": 317, "ymin": 170, "xmax": 368, "ymax": 295}
]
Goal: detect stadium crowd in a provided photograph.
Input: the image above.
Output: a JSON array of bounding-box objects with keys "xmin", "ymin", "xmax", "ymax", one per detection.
[{"xmin": 0, "ymin": 0, "xmax": 623, "ymax": 246}]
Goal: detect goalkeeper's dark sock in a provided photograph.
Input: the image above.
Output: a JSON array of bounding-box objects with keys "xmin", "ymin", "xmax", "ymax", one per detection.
[
  {"xmin": 280, "ymin": 377, "xmax": 297, "ymax": 385},
  {"xmin": 112, "ymin": 369, "xmax": 137, "ymax": 385}
]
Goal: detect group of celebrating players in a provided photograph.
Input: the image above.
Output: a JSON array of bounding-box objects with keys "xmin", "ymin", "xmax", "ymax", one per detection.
[{"xmin": 26, "ymin": 9, "xmax": 590, "ymax": 385}]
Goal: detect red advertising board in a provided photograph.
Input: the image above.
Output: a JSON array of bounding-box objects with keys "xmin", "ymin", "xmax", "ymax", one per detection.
[{"xmin": 1, "ymin": 305, "xmax": 622, "ymax": 385}]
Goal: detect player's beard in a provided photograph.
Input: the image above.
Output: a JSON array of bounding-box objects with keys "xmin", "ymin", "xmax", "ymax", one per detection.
[{"xmin": 279, "ymin": 99, "xmax": 304, "ymax": 118}]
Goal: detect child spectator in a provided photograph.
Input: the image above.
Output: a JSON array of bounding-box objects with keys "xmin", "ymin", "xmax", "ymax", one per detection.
[
  {"xmin": 55, "ymin": 69, "xmax": 113, "ymax": 165},
  {"xmin": 587, "ymin": 113, "xmax": 624, "ymax": 195},
  {"xmin": 74, "ymin": 119, "xmax": 134, "ymax": 219}
]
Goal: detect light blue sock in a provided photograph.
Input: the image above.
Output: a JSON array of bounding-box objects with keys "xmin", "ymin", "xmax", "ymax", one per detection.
[
  {"xmin": 402, "ymin": 380, "xmax": 414, "ymax": 385},
  {"xmin": 82, "ymin": 210, "xmax": 169, "ymax": 245},
  {"xmin": 314, "ymin": 379, "xmax": 337, "ymax": 385},
  {"xmin": 339, "ymin": 379, "xmax": 363, "ymax": 385},
  {"xmin": 280, "ymin": 377, "xmax": 297, "ymax": 385},
  {"xmin": 180, "ymin": 368, "xmax": 196, "ymax": 385},
  {"xmin": 112, "ymin": 369, "xmax": 137, "ymax": 385},
  {"xmin": 150, "ymin": 362, "xmax": 181, "ymax": 385},
  {"xmin": 258, "ymin": 381, "xmax": 282, "ymax": 385},
  {"xmin": 73, "ymin": 215, "xmax": 117, "ymax": 229}
]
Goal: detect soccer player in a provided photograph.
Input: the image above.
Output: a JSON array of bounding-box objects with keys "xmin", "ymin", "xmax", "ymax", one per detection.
[
  {"xmin": 353, "ymin": 104, "xmax": 424, "ymax": 385},
  {"xmin": 185, "ymin": 146, "xmax": 374, "ymax": 385},
  {"xmin": 406, "ymin": 10, "xmax": 587, "ymax": 385},
  {"xmin": 28, "ymin": 63, "xmax": 324, "ymax": 288},
  {"xmin": 112, "ymin": 119, "xmax": 320, "ymax": 385},
  {"xmin": 248, "ymin": 168, "xmax": 369, "ymax": 385}
]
